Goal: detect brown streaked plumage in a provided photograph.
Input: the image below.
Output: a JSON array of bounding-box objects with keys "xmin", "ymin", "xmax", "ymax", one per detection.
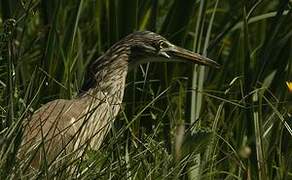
[{"xmin": 20, "ymin": 31, "xmax": 219, "ymax": 171}]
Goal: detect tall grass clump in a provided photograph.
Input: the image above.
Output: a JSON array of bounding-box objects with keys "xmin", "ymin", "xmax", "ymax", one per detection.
[{"xmin": 0, "ymin": 0, "xmax": 291, "ymax": 179}]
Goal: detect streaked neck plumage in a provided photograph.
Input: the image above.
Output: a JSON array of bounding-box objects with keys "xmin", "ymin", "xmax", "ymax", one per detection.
[{"xmin": 81, "ymin": 41, "xmax": 132, "ymax": 106}]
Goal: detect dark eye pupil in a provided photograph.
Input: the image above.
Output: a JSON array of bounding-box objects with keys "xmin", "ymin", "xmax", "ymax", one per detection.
[{"xmin": 159, "ymin": 41, "xmax": 168, "ymax": 49}]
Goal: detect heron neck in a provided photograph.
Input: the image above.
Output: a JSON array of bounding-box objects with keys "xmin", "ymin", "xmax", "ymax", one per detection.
[{"xmin": 83, "ymin": 47, "xmax": 130, "ymax": 102}]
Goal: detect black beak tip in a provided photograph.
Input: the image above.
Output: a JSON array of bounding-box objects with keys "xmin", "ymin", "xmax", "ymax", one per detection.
[
  {"xmin": 213, "ymin": 62, "xmax": 221, "ymax": 69},
  {"xmin": 204, "ymin": 57, "xmax": 220, "ymax": 69}
]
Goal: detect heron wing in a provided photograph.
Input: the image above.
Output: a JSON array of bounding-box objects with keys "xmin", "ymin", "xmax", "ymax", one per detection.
[{"xmin": 20, "ymin": 98, "xmax": 91, "ymax": 167}]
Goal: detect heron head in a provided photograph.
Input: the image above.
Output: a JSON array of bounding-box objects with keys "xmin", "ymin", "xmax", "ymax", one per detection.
[
  {"xmin": 82, "ymin": 31, "xmax": 220, "ymax": 92},
  {"xmin": 122, "ymin": 31, "xmax": 220, "ymax": 69}
]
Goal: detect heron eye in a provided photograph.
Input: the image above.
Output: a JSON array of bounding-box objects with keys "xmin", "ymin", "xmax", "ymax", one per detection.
[{"xmin": 159, "ymin": 41, "xmax": 169, "ymax": 49}]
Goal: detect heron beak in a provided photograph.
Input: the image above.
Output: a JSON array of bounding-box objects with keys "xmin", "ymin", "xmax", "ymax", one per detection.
[{"xmin": 162, "ymin": 45, "xmax": 220, "ymax": 68}]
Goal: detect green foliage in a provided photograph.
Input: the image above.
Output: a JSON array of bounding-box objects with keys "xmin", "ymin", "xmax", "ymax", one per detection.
[{"xmin": 0, "ymin": 0, "xmax": 292, "ymax": 179}]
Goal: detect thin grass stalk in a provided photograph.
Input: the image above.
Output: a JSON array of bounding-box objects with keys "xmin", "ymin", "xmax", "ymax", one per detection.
[
  {"xmin": 200, "ymin": 0, "xmax": 219, "ymax": 178},
  {"xmin": 6, "ymin": 25, "xmax": 15, "ymax": 128},
  {"xmin": 61, "ymin": 0, "xmax": 84, "ymax": 98},
  {"xmin": 1, "ymin": 19, "xmax": 18, "ymax": 178},
  {"xmin": 190, "ymin": 0, "xmax": 204, "ymax": 127},
  {"xmin": 189, "ymin": 0, "xmax": 207, "ymax": 179},
  {"xmin": 241, "ymin": 3, "xmax": 259, "ymax": 178},
  {"xmin": 252, "ymin": 90, "xmax": 267, "ymax": 180},
  {"xmin": 208, "ymin": 78, "xmax": 239, "ymax": 179}
]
